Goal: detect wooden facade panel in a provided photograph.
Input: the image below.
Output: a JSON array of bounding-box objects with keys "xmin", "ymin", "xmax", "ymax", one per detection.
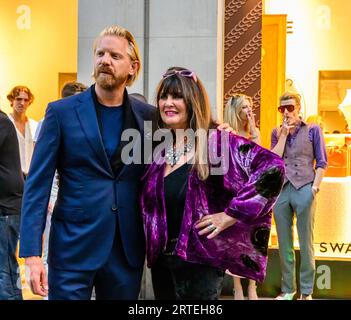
[{"xmin": 224, "ymin": 0, "xmax": 262, "ymax": 126}]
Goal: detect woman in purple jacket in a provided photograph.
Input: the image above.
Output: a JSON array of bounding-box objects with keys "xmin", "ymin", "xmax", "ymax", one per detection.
[{"xmin": 140, "ymin": 67, "xmax": 285, "ymax": 300}]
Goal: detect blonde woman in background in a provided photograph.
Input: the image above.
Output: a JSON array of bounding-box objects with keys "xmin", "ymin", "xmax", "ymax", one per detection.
[
  {"xmin": 306, "ymin": 114, "xmax": 324, "ymax": 131},
  {"xmin": 224, "ymin": 93, "xmax": 261, "ymax": 300},
  {"xmin": 224, "ymin": 93, "xmax": 261, "ymax": 145}
]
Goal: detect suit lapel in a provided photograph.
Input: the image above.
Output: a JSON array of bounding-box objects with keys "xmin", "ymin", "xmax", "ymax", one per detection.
[
  {"xmin": 111, "ymin": 94, "xmax": 142, "ymax": 176},
  {"xmin": 74, "ymin": 87, "xmax": 113, "ymax": 176}
]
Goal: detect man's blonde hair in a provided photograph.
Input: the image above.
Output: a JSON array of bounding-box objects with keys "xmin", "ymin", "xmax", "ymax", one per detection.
[
  {"xmin": 94, "ymin": 25, "xmax": 141, "ymax": 86},
  {"xmin": 279, "ymin": 91, "xmax": 301, "ymax": 106}
]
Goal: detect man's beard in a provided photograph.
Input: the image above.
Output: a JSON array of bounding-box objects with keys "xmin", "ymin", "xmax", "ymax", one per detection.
[{"xmin": 94, "ymin": 69, "xmax": 126, "ymax": 90}]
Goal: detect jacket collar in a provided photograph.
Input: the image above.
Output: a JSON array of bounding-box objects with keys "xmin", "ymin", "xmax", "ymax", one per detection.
[
  {"xmin": 74, "ymin": 85, "xmax": 148, "ymax": 177},
  {"xmin": 74, "ymin": 86, "xmax": 113, "ymax": 175}
]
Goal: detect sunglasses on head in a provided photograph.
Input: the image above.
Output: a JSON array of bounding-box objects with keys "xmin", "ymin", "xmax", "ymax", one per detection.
[
  {"xmin": 162, "ymin": 69, "xmax": 197, "ymax": 82},
  {"xmin": 278, "ymin": 104, "xmax": 296, "ymax": 113}
]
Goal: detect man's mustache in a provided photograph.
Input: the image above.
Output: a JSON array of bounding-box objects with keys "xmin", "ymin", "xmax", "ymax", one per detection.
[{"xmin": 97, "ymin": 67, "xmax": 113, "ymax": 75}]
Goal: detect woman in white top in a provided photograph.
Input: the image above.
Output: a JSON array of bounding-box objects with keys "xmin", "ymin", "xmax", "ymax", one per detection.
[{"xmin": 223, "ymin": 93, "xmax": 261, "ymax": 300}]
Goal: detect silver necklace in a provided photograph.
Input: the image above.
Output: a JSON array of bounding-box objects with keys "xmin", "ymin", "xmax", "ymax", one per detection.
[{"xmin": 165, "ymin": 139, "xmax": 193, "ymax": 167}]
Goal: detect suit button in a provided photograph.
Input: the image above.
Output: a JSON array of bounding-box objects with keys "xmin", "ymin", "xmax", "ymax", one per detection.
[{"xmin": 111, "ymin": 205, "xmax": 118, "ymax": 212}]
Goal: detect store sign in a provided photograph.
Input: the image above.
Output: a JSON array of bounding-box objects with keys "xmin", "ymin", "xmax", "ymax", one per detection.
[
  {"xmin": 17, "ymin": 5, "xmax": 31, "ymax": 30},
  {"xmin": 315, "ymin": 242, "xmax": 351, "ymax": 259}
]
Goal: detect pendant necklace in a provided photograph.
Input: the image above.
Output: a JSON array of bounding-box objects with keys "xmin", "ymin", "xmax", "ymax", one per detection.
[{"xmin": 165, "ymin": 137, "xmax": 193, "ymax": 167}]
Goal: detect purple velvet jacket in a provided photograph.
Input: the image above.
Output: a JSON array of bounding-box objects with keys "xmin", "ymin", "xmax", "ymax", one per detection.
[{"xmin": 140, "ymin": 130, "xmax": 285, "ymax": 282}]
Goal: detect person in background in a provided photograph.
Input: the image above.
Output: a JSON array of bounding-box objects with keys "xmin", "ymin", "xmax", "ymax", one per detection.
[
  {"xmin": 0, "ymin": 107, "xmax": 24, "ymax": 300},
  {"xmin": 271, "ymin": 92, "xmax": 328, "ymax": 300},
  {"xmin": 19, "ymin": 25, "xmax": 155, "ymax": 300},
  {"xmin": 7, "ymin": 86, "xmax": 38, "ymax": 178},
  {"xmin": 223, "ymin": 93, "xmax": 261, "ymax": 300},
  {"xmin": 140, "ymin": 66, "xmax": 285, "ymax": 300},
  {"xmin": 306, "ymin": 114, "xmax": 324, "ymax": 132},
  {"xmin": 61, "ymin": 81, "xmax": 88, "ymax": 98},
  {"xmin": 129, "ymin": 92, "xmax": 148, "ymax": 104},
  {"xmin": 224, "ymin": 93, "xmax": 260, "ymax": 145},
  {"xmin": 35, "ymin": 82, "xmax": 88, "ymax": 138}
]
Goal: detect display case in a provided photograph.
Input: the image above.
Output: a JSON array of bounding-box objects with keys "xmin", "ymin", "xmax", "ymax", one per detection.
[{"xmin": 324, "ymin": 133, "xmax": 351, "ymax": 177}]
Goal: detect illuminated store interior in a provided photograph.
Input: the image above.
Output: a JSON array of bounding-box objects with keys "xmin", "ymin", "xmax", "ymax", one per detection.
[
  {"xmin": 264, "ymin": 0, "xmax": 351, "ymax": 258},
  {"xmin": 261, "ymin": 0, "xmax": 351, "ymax": 299}
]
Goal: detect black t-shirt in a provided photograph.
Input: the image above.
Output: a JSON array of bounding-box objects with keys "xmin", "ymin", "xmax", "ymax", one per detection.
[
  {"xmin": 96, "ymin": 103, "xmax": 124, "ymax": 160},
  {"xmin": 0, "ymin": 111, "xmax": 24, "ymax": 215},
  {"xmin": 164, "ymin": 163, "xmax": 192, "ymax": 242}
]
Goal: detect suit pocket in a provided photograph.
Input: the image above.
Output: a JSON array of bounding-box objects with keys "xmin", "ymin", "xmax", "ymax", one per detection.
[{"xmin": 53, "ymin": 206, "xmax": 87, "ymax": 223}]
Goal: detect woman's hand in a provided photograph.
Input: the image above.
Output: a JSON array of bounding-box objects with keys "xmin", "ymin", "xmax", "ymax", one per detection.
[
  {"xmin": 246, "ymin": 110, "xmax": 257, "ymax": 133},
  {"xmin": 215, "ymin": 121, "xmax": 236, "ymax": 134},
  {"xmin": 194, "ymin": 212, "xmax": 237, "ymax": 239}
]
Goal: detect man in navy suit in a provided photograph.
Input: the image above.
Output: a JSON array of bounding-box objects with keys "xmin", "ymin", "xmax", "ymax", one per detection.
[{"xmin": 19, "ymin": 25, "xmax": 155, "ymax": 300}]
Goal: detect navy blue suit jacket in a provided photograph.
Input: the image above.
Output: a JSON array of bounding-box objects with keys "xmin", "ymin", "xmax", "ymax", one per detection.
[{"xmin": 19, "ymin": 86, "xmax": 155, "ymax": 270}]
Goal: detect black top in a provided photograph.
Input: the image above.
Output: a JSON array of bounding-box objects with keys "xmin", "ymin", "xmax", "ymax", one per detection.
[
  {"xmin": 164, "ymin": 163, "xmax": 192, "ymax": 242},
  {"xmin": 91, "ymin": 86, "xmax": 139, "ymax": 176},
  {"xmin": 0, "ymin": 111, "xmax": 24, "ymax": 215},
  {"xmin": 96, "ymin": 103, "xmax": 124, "ymax": 160}
]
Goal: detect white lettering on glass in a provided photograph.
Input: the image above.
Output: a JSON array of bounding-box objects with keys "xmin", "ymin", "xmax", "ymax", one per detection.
[{"xmin": 17, "ymin": 5, "xmax": 31, "ymax": 30}]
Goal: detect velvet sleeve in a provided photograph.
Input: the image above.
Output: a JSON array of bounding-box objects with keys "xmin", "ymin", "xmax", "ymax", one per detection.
[{"xmin": 223, "ymin": 133, "xmax": 285, "ymax": 223}]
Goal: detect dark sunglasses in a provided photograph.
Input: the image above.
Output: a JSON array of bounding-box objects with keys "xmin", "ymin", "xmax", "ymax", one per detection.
[
  {"xmin": 162, "ymin": 69, "xmax": 197, "ymax": 82},
  {"xmin": 278, "ymin": 104, "xmax": 296, "ymax": 113}
]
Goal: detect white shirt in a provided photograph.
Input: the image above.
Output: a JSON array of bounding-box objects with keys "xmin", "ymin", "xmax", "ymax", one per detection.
[
  {"xmin": 8, "ymin": 114, "xmax": 38, "ymax": 175},
  {"xmin": 34, "ymin": 118, "xmax": 58, "ymax": 203},
  {"xmin": 34, "ymin": 119, "xmax": 43, "ymax": 142}
]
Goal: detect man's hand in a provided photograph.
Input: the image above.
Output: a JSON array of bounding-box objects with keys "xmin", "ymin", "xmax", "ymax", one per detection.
[
  {"xmin": 278, "ymin": 117, "xmax": 295, "ymax": 137},
  {"xmin": 311, "ymin": 186, "xmax": 319, "ymax": 197},
  {"xmin": 25, "ymin": 256, "xmax": 48, "ymax": 297}
]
